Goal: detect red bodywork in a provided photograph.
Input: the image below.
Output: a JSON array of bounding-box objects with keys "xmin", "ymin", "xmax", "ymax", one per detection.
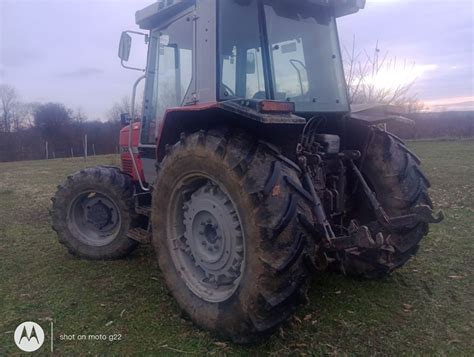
[
  {"xmin": 119, "ymin": 122, "xmax": 145, "ymax": 182},
  {"xmin": 119, "ymin": 102, "xmax": 220, "ymax": 183},
  {"xmin": 118, "ymin": 100, "xmax": 295, "ymax": 183}
]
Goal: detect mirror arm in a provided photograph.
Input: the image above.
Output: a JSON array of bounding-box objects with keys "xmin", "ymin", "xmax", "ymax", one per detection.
[
  {"xmin": 120, "ymin": 30, "xmax": 149, "ymax": 71},
  {"xmin": 121, "ymin": 59, "xmax": 146, "ymax": 72},
  {"xmin": 123, "ymin": 30, "xmax": 149, "ymax": 44},
  {"xmin": 125, "ymin": 30, "xmax": 148, "ymax": 38}
]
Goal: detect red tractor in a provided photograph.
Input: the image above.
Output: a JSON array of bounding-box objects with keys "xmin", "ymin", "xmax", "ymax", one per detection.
[{"xmin": 52, "ymin": 0, "xmax": 443, "ymax": 342}]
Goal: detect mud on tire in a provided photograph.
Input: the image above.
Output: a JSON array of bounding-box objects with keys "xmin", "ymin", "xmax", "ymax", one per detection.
[
  {"xmin": 152, "ymin": 130, "xmax": 316, "ymax": 343},
  {"xmin": 51, "ymin": 166, "xmax": 139, "ymax": 260},
  {"xmin": 337, "ymin": 128, "xmax": 433, "ymax": 278}
]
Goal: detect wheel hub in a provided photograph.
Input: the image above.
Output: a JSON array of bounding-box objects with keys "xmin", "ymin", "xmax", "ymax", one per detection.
[
  {"xmin": 202, "ymin": 221, "xmax": 219, "ymax": 244},
  {"xmin": 68, "ymin": 192, "xmax": 121, "ymax": 247},
  {"xmin": 193, "ymin": 214, "xmax": 224, "ymax": 265},
  {"xmin": 173, "ymin": 180, "xmax": 245, "ymax": 302},
  {"xmin": 86, "ymin": 199, "xmax": 114, "ymax": 229}
]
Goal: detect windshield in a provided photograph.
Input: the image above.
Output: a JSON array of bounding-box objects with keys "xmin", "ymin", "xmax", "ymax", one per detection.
[{"xmin": 218, "ymin": 0, "xmax": 349, "ymax": 113}]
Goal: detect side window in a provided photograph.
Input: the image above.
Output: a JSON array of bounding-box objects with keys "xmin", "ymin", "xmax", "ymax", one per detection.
[
  {"xmin": 141, "ymin": 14, "xmax": 194, "ymax": 145},
  {"xmin": 156, "ymin": 38, "xmax": 193, "ymax": 120}
]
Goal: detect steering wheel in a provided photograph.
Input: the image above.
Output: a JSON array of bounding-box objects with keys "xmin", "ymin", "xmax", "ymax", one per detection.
[{"xmin": 222, "ymin": 83, "xmax": 236, "ymax": 97}]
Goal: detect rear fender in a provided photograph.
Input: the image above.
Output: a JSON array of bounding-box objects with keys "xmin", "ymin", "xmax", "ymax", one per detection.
[
  {"xmin": 156, "ymin": 101, "xmax": 306, "ymax": 162},
  {"xmin": 350, "ymin": 104, "xmax": 414, "ymax": 125}
]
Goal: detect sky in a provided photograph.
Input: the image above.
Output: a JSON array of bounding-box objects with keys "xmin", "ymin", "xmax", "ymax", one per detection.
[
  {"xmin": 337, "ymin": 0, "xmax": 474, "ymax": 112},
  {"xmin": 0, "ymin": 0, "xmax": 473, "ymax": 119}
]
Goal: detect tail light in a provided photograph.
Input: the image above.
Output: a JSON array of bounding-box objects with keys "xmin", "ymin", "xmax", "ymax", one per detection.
[{"xmin": 259, "ymin": 100, "xmax": 295, "ymax": 114}]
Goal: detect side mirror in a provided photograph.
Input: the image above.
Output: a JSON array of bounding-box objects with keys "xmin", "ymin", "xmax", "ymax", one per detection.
[
  {"xmin": 118, "ymin": 32, "xmax": 132, "ymax": 61},
  {"xmin": 246, "ymin": 52, "xmax": 256, "ymax": 74},
  {"xmin": 120, "ymin": 113, "xmax": 131, "ymax": 127}
]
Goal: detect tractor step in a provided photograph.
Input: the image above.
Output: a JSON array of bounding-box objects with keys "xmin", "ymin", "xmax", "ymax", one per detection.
[{"xmin": 127, "ymin": 227, "xmax": 150, "ymax": 244}]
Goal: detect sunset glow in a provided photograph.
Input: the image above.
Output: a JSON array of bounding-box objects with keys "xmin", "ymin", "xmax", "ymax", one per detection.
[{"xmin": 363, "ymin": 64, "xmax": 439, "ymax": 91}]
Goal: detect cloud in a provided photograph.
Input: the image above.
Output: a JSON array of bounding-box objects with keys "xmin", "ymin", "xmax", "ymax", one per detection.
[
  {"xmin": 339, "ymin": 0, "xmax": 473, "ymax": 105},
  {"xmin": 0, "ymin": 47, "xmax": 42, "ymax": 68},
  {"xmin": 57, "ymin": 67, "xmax": 105, "ymax": 79}
]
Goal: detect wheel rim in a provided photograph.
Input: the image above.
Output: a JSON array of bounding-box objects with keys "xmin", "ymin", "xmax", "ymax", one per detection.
[
  {"xmin": 167, "ymin": 175, "xmax": 245, "ymax": 303},
  {"xmin": 68, "ymin": 191, "xmax": 122, "ymax": 247}
]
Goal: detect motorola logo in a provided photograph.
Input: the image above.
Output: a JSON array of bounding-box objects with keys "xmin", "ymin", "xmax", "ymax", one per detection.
[{"xmin": 14, "ymin": 321, "xmax": 45, "ymax": 352}]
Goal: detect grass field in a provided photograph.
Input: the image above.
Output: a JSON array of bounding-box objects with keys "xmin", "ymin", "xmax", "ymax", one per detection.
[{"xmin": 1, "ymin": 140, "xmax": 473, "ymax": 355}]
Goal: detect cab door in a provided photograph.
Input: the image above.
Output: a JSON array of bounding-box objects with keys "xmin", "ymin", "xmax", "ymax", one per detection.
[{"xmin": 139, "ymin": 10, "xmax": 196, "ymax": 184}]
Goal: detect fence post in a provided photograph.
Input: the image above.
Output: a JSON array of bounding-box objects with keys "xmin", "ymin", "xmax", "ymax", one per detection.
[
  {"xmin": 71, "ymin": 147, "xmax": 74, "ymax": 158},
  {"xmin": 92, "ymin": 144, "xmax": 96, "ymax": 156},
  {"xmin": 45, "ymin": 141, "xmax": 49, "ymax": 160},
  {"xmin": 84, "ymin": 134, "xmax": 88, "ymax": 160}
]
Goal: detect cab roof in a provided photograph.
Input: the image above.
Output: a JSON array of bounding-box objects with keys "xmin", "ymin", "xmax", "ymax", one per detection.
[
  {"xmin": 136, "ymin": 0, "xmax": 195, "ymax": 30},
  {"xmin": 135, "ymin": 0, "xmax": 365, "ymax": 30}
]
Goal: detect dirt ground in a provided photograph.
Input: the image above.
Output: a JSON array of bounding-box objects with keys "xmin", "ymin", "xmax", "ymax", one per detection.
[{"xmin": 0, "ymin": 140, "xmax": 472, "ymax": 355}]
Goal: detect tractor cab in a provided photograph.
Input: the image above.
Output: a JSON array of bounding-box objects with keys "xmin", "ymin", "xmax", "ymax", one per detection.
[{"xmin": 118, "ymin": 0, "xmax": 365, "ymax": 186}]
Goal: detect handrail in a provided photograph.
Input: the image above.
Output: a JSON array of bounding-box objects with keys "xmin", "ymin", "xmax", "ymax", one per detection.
[{"xmin": 128, "ymin": 75, "xmax": 149, "ymax": 192}]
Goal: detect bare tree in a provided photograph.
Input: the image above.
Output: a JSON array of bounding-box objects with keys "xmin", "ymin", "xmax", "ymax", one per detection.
[
  {"xmin": 72, "ymin": 107, "xmax": 88, "ymax": 125},
  {"xmin": 0, "ymin": 84, "xmax": 19, "ymax": 132},
  {"xmin": 11, "ymin": 103, "xmax": 33, "ymax": 132},
  {"xmin": 21, "ymin": 102, "xmax": 41, "ymax": 128},
  {"xmin": 343, "ymin": 38, "xmax": 423, "ymax": 112},
  {"xmin": 106, "ymin": 94, "xmax": 146, "ymax": 123},
  {"xmin": 107, "ymin": 96, "xmax": 132, "ymax": 123}
]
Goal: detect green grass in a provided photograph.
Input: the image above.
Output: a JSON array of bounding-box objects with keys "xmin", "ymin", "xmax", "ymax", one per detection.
[{"xmin": 0, "ymin": 141, "xmax": 473, "ymax": 355}]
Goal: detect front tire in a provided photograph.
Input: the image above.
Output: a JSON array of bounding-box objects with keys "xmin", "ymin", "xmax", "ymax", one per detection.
[
  {"xmin": 152, "ymin": 130, "xmax": 315, "ymax": 343},
  {"xmin": 51, "ymin": 166, "xmax": 139, "ymax": 260}
]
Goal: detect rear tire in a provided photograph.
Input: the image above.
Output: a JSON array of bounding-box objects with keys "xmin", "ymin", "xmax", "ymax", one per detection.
[
  {"xmin": 51, "ymin": 166, "xmax": 139, "ymax": 260},
  {"xmin": 152, "ymin": 130, "xmax": 315, "ymax": 343},
  {"xmin": 336, "ymin": 128, "xmax": 432, "ymax": 278}
]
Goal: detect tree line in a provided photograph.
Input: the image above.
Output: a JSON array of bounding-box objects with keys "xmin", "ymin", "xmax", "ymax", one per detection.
[
  {"xmin": 1, "ymin": 74, "xmax": 473, "ymax": 163},
  {"xmin": 388, "ymin": 111, "xmax": 474, "ymax": 140},
  {"xmin": 0, "ymin": 84, "xmax": 130, "ymax": 162}
]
